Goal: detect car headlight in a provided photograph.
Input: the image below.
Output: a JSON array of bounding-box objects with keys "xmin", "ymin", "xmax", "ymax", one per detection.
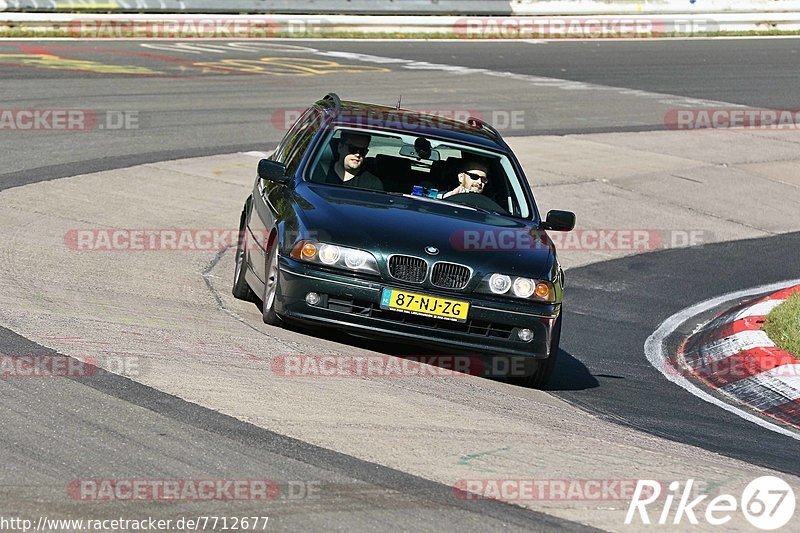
[
  {"xmin": 488, "ymin": 274, "xmax": 512, "ymax": 294},
  {"xmin": 318, "ymin": 244, "xmax": 341, "ymax": 265},
  {"xmin": 478, "ymin": 273, "xmax": 555, "ymax": 302},
  {"xmin": 344, "ymin": 249, "xmax": 369, "ymax": 269},
  {"xmin": 291, "ymin": 240, "xmax": 380, "ymax": 275},
  {"xmin": 513, "ymin": 277, "xmax": 535, "ymax": 298}
]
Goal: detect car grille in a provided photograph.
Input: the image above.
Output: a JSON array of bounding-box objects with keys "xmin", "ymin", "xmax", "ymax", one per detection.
[
  {"xmin": 431, "ymin": 262, "xmax": 471, "ymax": 290},
  {"xmin": 388, "ymin": 255, "xmax": 427, "ymax": 283}
]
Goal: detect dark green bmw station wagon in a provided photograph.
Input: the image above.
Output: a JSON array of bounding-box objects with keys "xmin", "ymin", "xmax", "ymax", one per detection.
[{"xmin": 233, "ymin": 94, "xmax": 575, "ymax": 388}]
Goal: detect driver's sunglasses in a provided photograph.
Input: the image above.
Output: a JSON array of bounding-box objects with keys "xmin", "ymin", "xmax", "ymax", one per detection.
[
  {"xmin": 344, "ymin": 143, "xmax": 369, "ymax": 156},
  {"xmin": 465, "ymin": 171, "xmax": 488, "ymax": 184}
]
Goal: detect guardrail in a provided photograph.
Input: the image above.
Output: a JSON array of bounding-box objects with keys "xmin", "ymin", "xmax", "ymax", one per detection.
[
  {"xmin": 511, "ymin": 0, "xmax": 800, "ymax": 15},
  {"xmin": 2, "ymin": 0, "xmax": 800, "ymax": 15},
  {"xmin": 0, "ymin": 1, "xmax": 510, "ymax": 15},
  {"xmin": 3, "ymin": 12, "xmax": 800, "ymax": 37}
]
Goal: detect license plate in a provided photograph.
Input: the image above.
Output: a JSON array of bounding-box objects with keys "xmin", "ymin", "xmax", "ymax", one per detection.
[{"xmin": 380, "ymin": 288, "xmax": 469, "ymax": 322}]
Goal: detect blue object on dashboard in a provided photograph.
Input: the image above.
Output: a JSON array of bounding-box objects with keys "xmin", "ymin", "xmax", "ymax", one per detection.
[
  {"xmin": 426, "ymin": 188, "xmax": 439, "ymax": 199},
  {"xmin": 412, "ymin": 185, "xmax": 424, "ymax": 196}
]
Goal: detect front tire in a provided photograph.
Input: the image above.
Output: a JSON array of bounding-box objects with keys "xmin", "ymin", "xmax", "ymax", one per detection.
[
  {"xmin": 262, "ymin": 243, "xmax": 283, "ymax": 326},
  {"xmin": 232, "ymin": 209, "xmax": 257, "ymax": 302}
]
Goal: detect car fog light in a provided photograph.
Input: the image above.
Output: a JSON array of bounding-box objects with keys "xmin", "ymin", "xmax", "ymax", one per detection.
[
  {"xmin": 318, "ymin": 244, "xmax": 341, "ymax": 265},
  {"xmin": 305, "ymin": 292, "xmax": 321, "ymax": 306},
  {"xmin": 489, "ymin": 274, "xmax": 512, "ymax": 294},
  {"xmin": 517, "ymin": 328, "xmax": 534, "ymax": 342}
]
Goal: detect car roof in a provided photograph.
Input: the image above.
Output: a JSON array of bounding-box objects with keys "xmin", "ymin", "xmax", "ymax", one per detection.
[{"xmin": 316, "ymin": 95, "xmax": 508, "ymax": 152}]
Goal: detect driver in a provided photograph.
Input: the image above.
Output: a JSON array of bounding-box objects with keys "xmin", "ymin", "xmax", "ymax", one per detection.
[
  {"xmin": 324, "ymin": 131, "xmax": 383, "ymax": 191},
  {"xmin": 442, "ymin": 161, "xmax": 489, "ymax": 199}
]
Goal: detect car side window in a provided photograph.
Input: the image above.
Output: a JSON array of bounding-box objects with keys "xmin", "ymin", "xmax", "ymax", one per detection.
[
  {"xmin": 284, "ymin": 113, "xmax": 322, "ymax": 177},
  {"xmin": 273, "ymin": 108, "xmax": 319, "ymax": 164}
]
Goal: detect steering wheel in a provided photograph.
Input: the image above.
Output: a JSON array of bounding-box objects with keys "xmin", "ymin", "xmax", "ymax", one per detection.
[{"xmin": 444, "ymin": 193, "xmax": 508, "ymax": 215}]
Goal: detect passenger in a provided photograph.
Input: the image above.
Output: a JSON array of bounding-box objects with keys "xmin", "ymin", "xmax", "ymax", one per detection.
[
  {"xmin": 442, "ymin": 161, "xmax": 489, "ymax": 198},
  {"xmin": 324, "ymin": 132, "xmax": 383, "ymax": 191}
]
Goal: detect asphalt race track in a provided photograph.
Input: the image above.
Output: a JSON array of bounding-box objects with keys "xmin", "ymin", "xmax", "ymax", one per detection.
[
  {"xmin": 3, "ymin": 38, "xmax": 800, "ymax": 179},
  {"xmin": 2, "ymin": 38, "xmax": 800, "ymax": 531}
]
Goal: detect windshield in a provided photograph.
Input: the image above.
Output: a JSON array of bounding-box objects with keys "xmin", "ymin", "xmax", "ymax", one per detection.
[{"xmin": 306, "ymin": 127, "xmax": 533, "ymax": 218}]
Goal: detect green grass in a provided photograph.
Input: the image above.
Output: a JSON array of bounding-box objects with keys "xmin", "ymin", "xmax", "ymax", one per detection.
[{"xmin": 764, "ymin": 293, "xmax": 800, "ymax": 359}]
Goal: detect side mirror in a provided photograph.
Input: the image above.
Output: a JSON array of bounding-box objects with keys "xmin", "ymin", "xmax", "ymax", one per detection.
[
  {"xmin": 542, "ymin": 210, "xmax": 576, "ymax": 232},
  {"xmin": 258, "ymin": 159, "xmax": 290, "ymax": 184}
]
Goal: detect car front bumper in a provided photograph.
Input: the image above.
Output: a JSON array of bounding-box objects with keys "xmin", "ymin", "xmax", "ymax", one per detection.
[{"xmin": 274, "ymin": 256, "xmax": 560, "ymax": 359}]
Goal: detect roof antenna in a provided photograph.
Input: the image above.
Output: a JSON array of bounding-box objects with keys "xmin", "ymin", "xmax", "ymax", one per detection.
[{"xmin": 395, "ymin": 95, "xmax": 402, "ymax": 111}]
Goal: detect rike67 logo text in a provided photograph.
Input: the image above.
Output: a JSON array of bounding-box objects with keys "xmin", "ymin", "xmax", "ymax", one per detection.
[{"xmin": 626, "ymin": 477, "xmax": 795, "ymax": 530}]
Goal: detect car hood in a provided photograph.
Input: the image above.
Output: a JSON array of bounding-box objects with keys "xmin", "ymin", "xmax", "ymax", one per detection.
[{"xmin": 294, "ymin": 184, "xmax": 556, "ymax": 279}]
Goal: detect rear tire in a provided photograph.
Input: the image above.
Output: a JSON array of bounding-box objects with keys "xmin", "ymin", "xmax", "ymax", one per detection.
[
  {"xmin": 262, "ymin": 243, "xmax": 283, "ymax": 326},
  {"xmin": 509, "ymin": 313, "xmax": 562, "ymax": 389},
  {"xmin": 232, "ymin": 209, "xmax": 257, "ymax": 302}
]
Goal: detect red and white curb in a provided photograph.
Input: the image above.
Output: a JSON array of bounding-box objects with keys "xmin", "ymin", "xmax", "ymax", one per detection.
[
  {"xmin": 646, "ymin": 279, "xmax": 800, "ymax": 440},
  {"xmin": 676, "ymin": 285, "xmax": 800, "ymax": 428}
]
